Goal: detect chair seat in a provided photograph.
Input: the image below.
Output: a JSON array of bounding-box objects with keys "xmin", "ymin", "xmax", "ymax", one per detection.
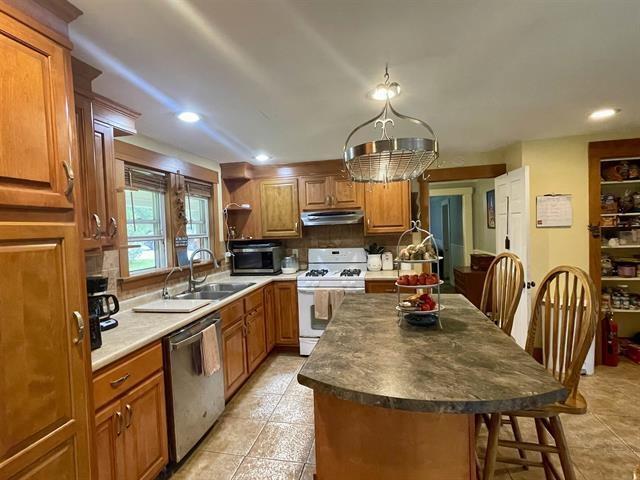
[{"xmin": 507, "ymin": 390, "xmax": 587, "ymax": 417}]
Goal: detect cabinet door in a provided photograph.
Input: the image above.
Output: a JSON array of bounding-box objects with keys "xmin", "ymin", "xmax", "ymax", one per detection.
[
  {"xmin": 0, "ymin": 12, "xmax": 75, "ymax": 210},
  {"xmin": 246, "ymin": 307, "xmax": 267, "ymax": 373},
  {"xmin": 331, "ymin": 176, "xmax": 362, "ymax": 209},
  {"xmin": 274, "ymin": 281, "xmax": 299, "ymax": 346},
  {"xmin": 365, "ymin": 280, "xmax": 397, "ymax": 294},
  {"xmin": 93, "ymin": 121, "xmax": 118, "ymax": 247},
  {"xmin": 260, "ymin": 178, "xmax": 300, "ymax": 237},
  {"xmin": 264, "ymin": 284, "xmax": 276, "ymax": 352},
  {"xmin": 364, "ymin": 181, "xmax": 410, "ymax": 234},
  {"xmin": 95, "ymin": 399, "xmax": 125, "ymax": 480},
  {"xmin": 121, "ymin": 371, "xmax": 168, "ymax": 480},
  {"xmin": 299, "ymin": 176, "xmax": 331, "ymax": 210},
  {"xmin": 0, "ymin": 224, "xmax": 91, "ymax": 479},
  {"xmin": 222, "ymin": 320, "xmax": 249, "ymax": 400}
]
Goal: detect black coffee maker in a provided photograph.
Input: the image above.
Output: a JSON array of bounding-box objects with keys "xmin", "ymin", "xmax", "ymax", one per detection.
[{"xmin": 87, "ymin": 276, "xmax": 119, "ymax": 350}]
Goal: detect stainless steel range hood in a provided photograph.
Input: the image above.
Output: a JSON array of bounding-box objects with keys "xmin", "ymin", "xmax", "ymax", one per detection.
[{"xmin": 301, "ymin": 210, "xmax": 364, "ymax": 226}]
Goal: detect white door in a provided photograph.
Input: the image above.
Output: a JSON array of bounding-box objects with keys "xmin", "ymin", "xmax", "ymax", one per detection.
[{"xmin": 495, "ymin": 167, "xmax": 530, "ymax": 347}]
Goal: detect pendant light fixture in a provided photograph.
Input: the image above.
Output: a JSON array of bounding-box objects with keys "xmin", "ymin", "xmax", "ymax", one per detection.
[{"xmin": 343, "ymin": 66, "xmax": 439, "ymax": 183}]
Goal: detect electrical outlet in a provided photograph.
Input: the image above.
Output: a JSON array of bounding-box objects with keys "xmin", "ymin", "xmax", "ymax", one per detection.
[{"xmin": 291, "ymin": 248, "xmax": 299, "ymax": 257}]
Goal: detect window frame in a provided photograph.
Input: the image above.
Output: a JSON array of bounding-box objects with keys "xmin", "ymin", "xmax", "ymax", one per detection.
[
  {"xmin": 114, "ymin": 142, "xmax": 222, "ymax": 290},
  {"xmin": 125, "ymin": 186, "xmax": 169, "ymax": 275},
  {"xmin": 185, "ymin": 192, "xmax": 212, "ymax": 258}
]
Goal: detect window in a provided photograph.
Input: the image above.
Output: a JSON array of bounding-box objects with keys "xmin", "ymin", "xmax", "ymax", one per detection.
[
  {"xmin": 185, "ymin": 179, "xmax": 213, "ymax": 258},
  {"xmin": 125, "ymin": 166, "xmax": 168, "ymax": 274}
]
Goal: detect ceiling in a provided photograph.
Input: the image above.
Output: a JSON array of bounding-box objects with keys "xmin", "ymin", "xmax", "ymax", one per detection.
[{"xmin": 69, "ymin": 0, "xmax": 640, "ymax": 166}]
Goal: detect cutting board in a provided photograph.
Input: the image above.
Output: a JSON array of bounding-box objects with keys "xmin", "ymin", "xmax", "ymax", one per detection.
[{"xmin": 133, "ymin": 299, "xmax": 212, "ymax": 313}]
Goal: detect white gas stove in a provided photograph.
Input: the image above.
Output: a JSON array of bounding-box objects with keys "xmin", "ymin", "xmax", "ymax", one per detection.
[{"xmin": 297, "ymin": 248, "xmax": 367, "ymax": 355}]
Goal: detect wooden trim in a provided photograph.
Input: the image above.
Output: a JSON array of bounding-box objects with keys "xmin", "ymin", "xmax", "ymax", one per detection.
[
  {"xmin": 588, "ymin": 137, "xmax": 640, "ymax": 365},
  {"xmin": 221, "ymin": 159, "xmax": 345, "ymax": 180},
  {"xmin": 71, "ymin": 56, "xmax": 101, "ymax": 97},
  {"xmin": 426, "ymin": 164, "xmax": 506, "ymax": 182},
  {"xmin": 0, "ymin": 0, "xmax": 77, "ymax": 48},
  {"xmin": 93, "ymin": 95, "xmax": 140, "ymax": 136},
  {"xmin": 115, "ymin": 141, "xmax": 219, "ymax": 184}
]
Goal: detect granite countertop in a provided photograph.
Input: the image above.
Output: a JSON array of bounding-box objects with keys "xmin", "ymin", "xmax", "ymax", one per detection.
[
  {"xmin": 91, "ymin": 271, "xmax": 298, "ymax": 372},
  {"xmin": 298, "ymin": 294, "xmax": 567, "ymax": 414}
]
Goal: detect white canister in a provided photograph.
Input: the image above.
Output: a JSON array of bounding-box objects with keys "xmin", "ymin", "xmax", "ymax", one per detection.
[
  {"xmin": 367, "ymin": 254, "xmax": 382, "ymax": 271},
  {"xmin": 381, "ymin": 252, "xmax": 394, "ymax": 270}
]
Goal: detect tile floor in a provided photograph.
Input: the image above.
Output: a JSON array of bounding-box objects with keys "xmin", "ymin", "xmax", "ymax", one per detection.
[{"xmin": 170, "ymin": 353, "xmax": 639, "ymax": 480}]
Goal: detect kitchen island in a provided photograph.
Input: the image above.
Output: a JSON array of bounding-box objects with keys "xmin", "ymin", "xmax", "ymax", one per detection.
[{"xmin": 297, "ymin": 294, "xmax": 566, "ymax": 480}]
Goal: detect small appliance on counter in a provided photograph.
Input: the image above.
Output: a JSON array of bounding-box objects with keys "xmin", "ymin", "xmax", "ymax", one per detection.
[
  {"xmin": 87, "ymin": 276, "xmax": 120, "ymax": 350},
  {"xmin": 281, "ymin": 255, "xmax": 299, "ymax": 274},
  {"xmin": 381, "ymin": 251, "xmax": 394, "ymax": 270},
  {"xmin": 230, "ymin": 241, "xmax": 284, "ymax": 275}
]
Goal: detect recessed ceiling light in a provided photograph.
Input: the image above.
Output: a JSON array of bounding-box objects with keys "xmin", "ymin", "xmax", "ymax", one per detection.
[
  {"xmin": 589, "ymin": 108, "xmax": 619, "ymax": 120},
  {"xmin": 368, "ymin": 81, "xmax": 401, "ymax": 101},
  {"xmin": 177, "ymin": 111, "xmax": 201, "ymax": 123},
  {"xmin": 254, "ymin": 153, "xmax": 270, "ymax": 162}
]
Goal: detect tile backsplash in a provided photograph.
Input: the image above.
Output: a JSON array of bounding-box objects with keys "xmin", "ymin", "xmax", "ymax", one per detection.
[
  {"xmin": 84, "ymin": 250, "xmax": 228, "ymax": 300},
  {"xmin": 283, "ymin": 224, "xmax": 408, "ymax": 266}
]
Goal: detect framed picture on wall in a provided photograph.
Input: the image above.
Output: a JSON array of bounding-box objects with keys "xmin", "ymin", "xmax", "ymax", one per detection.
[{"xmin": 486, "ymin": 189, "xmax": 496, "ymax": 229}]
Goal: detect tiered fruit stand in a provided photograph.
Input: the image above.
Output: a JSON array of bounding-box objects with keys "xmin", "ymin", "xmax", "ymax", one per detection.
[{"xmin": 394, "ymin": 221, "xmax": 444, "ymax": 328}]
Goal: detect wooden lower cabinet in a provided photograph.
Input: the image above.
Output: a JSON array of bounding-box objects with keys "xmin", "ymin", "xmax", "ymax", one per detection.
[
  {"xmin": 454, "ymin": 266, "xmax": 488, "ymax": 310},
  {"xmin": 0, "ymin": 224, "xmax": 92, "ymax": 480},
  {"xmin": 93, "ymin": 344, "xmax": 168, "ymax": 480},
  {"xmin": 264, "ymin": 284, "xmax": 276, "ymax": 352},
  {"xmin": 274, "ymin": 281, "xmax": 299, "ymax": 346},
  {"xmin": 246, "ymin": 307, "xmax": 267, "ymax": 372},
  {"xmin": 365, "ymin": 280, "xmax": 397, "ymax": 294},
  {"xmin": 222, "ymin": 319, "xmax": 249, "ymax": 400}
]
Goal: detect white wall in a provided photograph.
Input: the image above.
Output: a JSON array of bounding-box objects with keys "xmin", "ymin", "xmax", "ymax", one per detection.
[{"xmin": 118, "ymin": 135, "xmax": 225, "ymax": 241}]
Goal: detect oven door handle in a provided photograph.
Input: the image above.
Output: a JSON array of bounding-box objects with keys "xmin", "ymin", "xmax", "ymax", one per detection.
[{"xmin": 297, "ymin": 288, "xmax": 365, "ymax": 294}]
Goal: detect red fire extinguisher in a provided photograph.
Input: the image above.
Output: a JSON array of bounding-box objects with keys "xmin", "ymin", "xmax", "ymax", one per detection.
[{"xmin": 602, "ymin": 310, "xmax": 619, "ymax": 367}]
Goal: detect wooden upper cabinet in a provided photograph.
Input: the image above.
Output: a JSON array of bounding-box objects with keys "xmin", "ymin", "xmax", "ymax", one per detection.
[
  {"xmin": 299, "ymin": 175, "xmax": 361, "ymax": 210},
  {"xmin": 0, "ymin": 223, "xmax": 91, "ymax": 479},
  {"xmin": 332, "ymin": 176, "xmax": 362, "ymax": 209},
  {"xmin": 274, "ymin": 281, "xmax": 299, "ymax": 346},
  {"xmin": 364, "ymin": 181, "xmax": 411, "ymax": 234},
  {"xmin": 260, "ymin": 178, "xmax": 300, "ymax": 238},
  {"xmin": 0, "ymin": 11, "xmax": 76, "ymax": 210}
]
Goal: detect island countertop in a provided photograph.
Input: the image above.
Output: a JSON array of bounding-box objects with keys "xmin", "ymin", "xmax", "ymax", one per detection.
[{"xmin": 298, "ymin": 294, "xmax": 567, "ymax": 414}]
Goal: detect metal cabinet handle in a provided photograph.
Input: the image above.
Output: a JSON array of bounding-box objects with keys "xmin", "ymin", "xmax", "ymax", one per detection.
[
  {"xmin": 108, "ymin": 217, "xmax": 118, "ymax": 238},
  {"xmin": 367, "ymin": 218, "xmax": 371, "ymax": 226},
  {"xmin": 331, "ymin": 195, "xmax": 336, "ymax": 206},
  {"xmin": 242, "ymin": 324, "xmax": 248, "ymax": 337},
  {"xmin": 115, "ymin": 411, "xmax": 123, "ymax": 436},
  {"xmin": 91, "ymin": 213, "xmax": 102, "ymax": 240},
  {"xmin": 72, "ymin": 311, "xmax": 84, "ymax": 344},
  {"xmin": 294, "ymin": 221, "xmax": 298, "ymax": 232},
  {"xmin": 62, "ymin": 161, "xmax": 75, "ymax": 196},
  {"xmin": 325, "ymin": 195, "xmax": 330, "ymax": 206},
  {"xmin": 109, "ymin": 373, "xmax": 130, "ymax": 388},
  {"xmin": 125, "ymin": 404, "xmax": 132, "ymax": 428}
]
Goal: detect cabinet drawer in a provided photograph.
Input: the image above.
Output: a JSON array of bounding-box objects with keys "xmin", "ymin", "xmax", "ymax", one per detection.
[
  {"xmin": 93, "ymin": 342, "xmax": 163, "ymax": 411},
  {"xmin": 221, "ymin": 299, "xmax": 245, "ymax": 330},
  {"xmin": 244, "ymin": 288, "xmax": 263, "ymax": 312},
  {"xmin": 365, "ymin": 280, "xmax": 397, "ymax": 294}
]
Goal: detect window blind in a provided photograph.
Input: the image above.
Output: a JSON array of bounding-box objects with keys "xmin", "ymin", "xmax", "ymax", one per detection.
[
  {"xmin": 185, "ymin": 179, "xmax": 213, "ymax": 198},
  {"xmin": 124, "ymin": 165, "xmax": 168, "ymax": 192}
]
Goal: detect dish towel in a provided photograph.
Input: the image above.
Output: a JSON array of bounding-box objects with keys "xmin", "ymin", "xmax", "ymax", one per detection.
[
  {"xmin": 314, "ymin": 290, "xmax": 331, "ymax": 320},
  {"xmin": 200, "ymin": 324, "xmax": 221, "ymax": 376},
  {"xmin": 329, "ymin": 289, "xmax": 345, "ymax": 314}
]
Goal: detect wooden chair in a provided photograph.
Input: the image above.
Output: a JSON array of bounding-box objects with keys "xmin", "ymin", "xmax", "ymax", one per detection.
[
  {"xmin": 480, "ymin": 252, "xmax": 525, "ymax": 336},
  {"xmin": 481, "ymin": 266, "xmax": 598, "ymax": 480}
]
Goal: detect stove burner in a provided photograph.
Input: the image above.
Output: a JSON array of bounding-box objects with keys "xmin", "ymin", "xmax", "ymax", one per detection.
[
  {"xmin": 340, "ymin": 268, "xmax": 362, "ymax": 277},
  {"xmin": 306, "ymin": 269, "xmax": 329, "ymax": 277}
]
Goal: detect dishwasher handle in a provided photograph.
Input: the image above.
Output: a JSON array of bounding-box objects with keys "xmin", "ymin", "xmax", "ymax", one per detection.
[{"xmin": 168, "ymin": 315, "xmax": 219, "ymax": 351}]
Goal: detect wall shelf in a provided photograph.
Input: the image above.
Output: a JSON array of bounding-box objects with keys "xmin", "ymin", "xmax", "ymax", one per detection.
[
  {"xmin": 602, "ymin": 276, "xmax": 640, "ymax": 281},
  {"xmin": 611, "ymin": 309, "xmax": 640, "ymax": 314},
  {"xmin": 601, "ymin": 212, "xmax": 640, "ymax": 217},
  {"xmin": 601, "ymin": 245, "xmax": 640, "ymax": 249},
  {"xmin": 601, "ymin": 179, "xmax": 640, "ymax": 185}
]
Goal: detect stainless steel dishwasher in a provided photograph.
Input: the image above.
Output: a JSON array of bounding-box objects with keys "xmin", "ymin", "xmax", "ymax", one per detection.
[{"xmin": 163, "ymin": 313, "xmax": 225, "ymax": 463}]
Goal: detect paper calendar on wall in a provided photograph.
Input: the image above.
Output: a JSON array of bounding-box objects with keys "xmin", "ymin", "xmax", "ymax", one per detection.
[{"xmin": 536, "ymin": 194, "xmax": 573, "ymax": 228}]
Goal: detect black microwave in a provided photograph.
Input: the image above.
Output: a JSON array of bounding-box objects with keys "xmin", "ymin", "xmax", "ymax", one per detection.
[{"xmin": 230, "ymin": 242, "xmax": 284, "ymax": 275}]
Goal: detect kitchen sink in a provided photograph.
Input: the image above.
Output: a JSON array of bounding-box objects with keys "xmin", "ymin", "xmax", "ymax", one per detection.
[{"xmin": 173, "ymin": 282, "xmax": 255, "ymax": 301}]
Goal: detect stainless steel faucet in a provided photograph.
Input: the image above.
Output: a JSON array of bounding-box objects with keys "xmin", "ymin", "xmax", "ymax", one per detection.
[
  {"xmin": 162, "ymin": 266, "xmax": 183, "ymax": 299},
  {"xmin": 189, "ymin": 248, "xmax": 219, "ymax": 292}
]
